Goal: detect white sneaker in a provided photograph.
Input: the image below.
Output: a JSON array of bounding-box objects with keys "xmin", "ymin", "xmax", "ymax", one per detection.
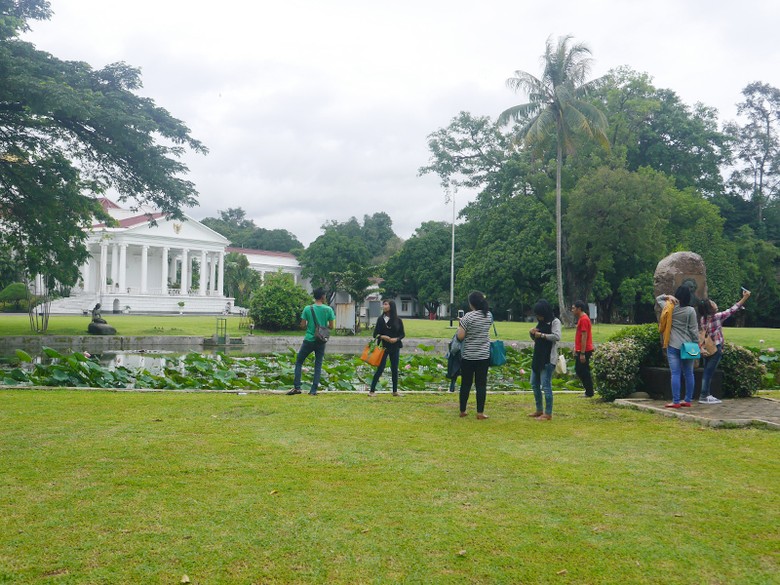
[{"xmin": 699, "ymin": 395, "xmax": 722, "ymax": 404}]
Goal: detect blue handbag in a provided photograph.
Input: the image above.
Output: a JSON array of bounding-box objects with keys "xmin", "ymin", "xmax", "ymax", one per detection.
[
  {"xmin": 489, "ymin": 322, "xmax": 507, "ymax": 367},
  {"xmin": 680, "ymin": 341, "xmax": 701, "ymax": 360}
]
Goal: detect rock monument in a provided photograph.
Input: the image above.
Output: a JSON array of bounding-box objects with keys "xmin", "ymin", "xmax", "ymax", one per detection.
[{"xmin": 653, "ymin": 251, "xmax": 707, "ymax": 320}]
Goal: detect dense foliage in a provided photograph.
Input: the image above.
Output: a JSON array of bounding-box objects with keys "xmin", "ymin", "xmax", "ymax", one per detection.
[
  {"xmin": 248, "ymin": 271, "xmax": 311, "ymax": 331},
  {"xmin": 0, "ymin": 0, "xmax": 206, "ymax": 287},
  {"xmin": 3, "ymin": 344, "xmax": 584, "ymax": 393},
  {"xmin": 200, "ymin": 208, "xmax": 302, "ymax": 253}
]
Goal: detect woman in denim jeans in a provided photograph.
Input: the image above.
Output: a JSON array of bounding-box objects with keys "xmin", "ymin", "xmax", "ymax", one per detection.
[
  {"xmin": 528, "ymin": 299, "xmax": 561, "ymax": 421},
  {"xmin": 697, "ymin": 289, "xmax": 751, "ymax": 404},
  {"xmin": 656, "ymin": 286, "xmax": 699, "ymax": 408}
]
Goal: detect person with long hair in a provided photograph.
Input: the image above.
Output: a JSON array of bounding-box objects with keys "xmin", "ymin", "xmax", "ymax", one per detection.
[
  {"xmin": 368, "ymin": 300, "xmax": 405, "ymax": 396},
  {"xmin": 528, "ymin": 299, "xmax": 561, "ymax": 420},
  {"xmin": 456, "ymin": 291, "xmax": 493, "ymax": 419},
  {"xmin": 656, "ymin": 285, "xmax": 699, "ymax": 408},
  {"xmin": 697, "ymin": 289, "xmax": 751, "ymax": 404}
]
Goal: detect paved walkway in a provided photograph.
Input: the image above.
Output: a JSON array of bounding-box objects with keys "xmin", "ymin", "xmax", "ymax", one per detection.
[{"xmin": 615, "ymin": 396, "xmax": 780, "ymax": 429}]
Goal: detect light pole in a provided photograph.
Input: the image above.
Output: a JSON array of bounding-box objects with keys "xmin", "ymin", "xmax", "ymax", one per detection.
[{"xmin": 447, "ymin": 189, "xmax": 456, "ymax": 327}]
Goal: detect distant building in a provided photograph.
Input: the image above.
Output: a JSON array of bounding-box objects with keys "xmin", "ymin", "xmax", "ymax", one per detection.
[
  {"xmin": 49, "ymin": 198, "xmax": 232, "ymax": 314},
  {"xmin": 226, "ymin": 247, "xmax": 308, "ymax": 290}
]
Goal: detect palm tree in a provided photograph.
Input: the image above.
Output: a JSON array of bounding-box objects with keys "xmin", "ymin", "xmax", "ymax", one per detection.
[{"xmin": 498, "ymin": 35, "xmax": 608, "ymax": 323}]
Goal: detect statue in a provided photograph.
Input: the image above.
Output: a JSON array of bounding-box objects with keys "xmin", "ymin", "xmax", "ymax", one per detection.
[
  {"xmin": 91, "ymin": 303, "xmax": 107, "ymax": 324},
  {"xmin": 87, "ymin": 302, "xmax": 117, "ymax": 335}
]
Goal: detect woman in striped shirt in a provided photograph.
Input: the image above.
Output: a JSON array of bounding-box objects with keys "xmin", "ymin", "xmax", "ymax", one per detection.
[
  {"xmin": 697, "ymin": 289, "xmax": 751, "ymax": 404},
  {"xmin": 456, "ymin": 291, "xmax": 493, "ymax": 420}
]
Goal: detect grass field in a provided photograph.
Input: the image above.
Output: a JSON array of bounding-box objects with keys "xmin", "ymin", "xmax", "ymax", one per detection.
[
  {"xmin": 0, "ymin": 391, "xmax": 777, "ymax": 584},
  {"xmin": 0, "ymin": 313, "xmax": 778, "ymax": 347}
]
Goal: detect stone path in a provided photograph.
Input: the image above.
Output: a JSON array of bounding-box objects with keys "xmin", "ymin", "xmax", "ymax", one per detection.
[{"xmin": 615, "ymin": 396, "xmax": 780, "ymax": 429}]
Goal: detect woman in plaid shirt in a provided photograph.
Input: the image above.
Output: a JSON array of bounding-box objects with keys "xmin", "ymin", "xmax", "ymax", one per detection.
[{"xmin": 697, "ymin": 289, "xmax": 751, "ymax": 403}]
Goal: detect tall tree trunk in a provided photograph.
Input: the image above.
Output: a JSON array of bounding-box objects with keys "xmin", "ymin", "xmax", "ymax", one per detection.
[{"xmin": 555, "ymin": 140, "xmax": 571, "ymax": 326}]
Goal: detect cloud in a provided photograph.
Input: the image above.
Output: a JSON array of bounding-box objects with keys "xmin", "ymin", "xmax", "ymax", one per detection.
[{"xmin": 23, "ymin": 0, "xmax": 780, "ymax": 246}]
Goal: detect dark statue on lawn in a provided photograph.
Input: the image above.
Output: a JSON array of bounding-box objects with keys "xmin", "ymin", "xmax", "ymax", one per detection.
[{"xmin": 87, "ymin": 303, "xmax": 116, "ymax": 335}]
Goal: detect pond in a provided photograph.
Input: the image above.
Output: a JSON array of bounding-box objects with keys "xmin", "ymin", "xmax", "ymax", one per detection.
[{"xmin": 0, "ymin": 346, "xmax": 586, "ymax": 393}]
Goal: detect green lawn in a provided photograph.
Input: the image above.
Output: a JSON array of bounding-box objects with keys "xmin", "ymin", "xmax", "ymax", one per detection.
[
  {"xmin": 1, "ymin": 313, "xmax": 778, "ymax": 346},
  {"xmin": 0, "ymin": 391, "xmax": 777, "ymax": 584}
]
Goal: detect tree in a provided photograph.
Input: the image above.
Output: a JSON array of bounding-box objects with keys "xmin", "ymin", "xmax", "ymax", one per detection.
[
  {"xmin": 383, "ymin": 221, "xmax": 457, "ymax": 317},
  {"xmin": 248, "ymin": 270, "xmax": 311, "ymax": 331},
  {"xmin": 0, "ymin": 1, "xmax": 206, "ymax": 290},
  {"xmin": 297, "ymin": 227, "xmax": 370, "ymax": 295},
  {"xmin": 223, "ymin": 252, "xmax": 261, "ymax": 308},
  {"xmin": 329, "ymin": 263, "xmax": 373, "ymax": 330},
  {"xmin": 418, "ymin": 111, "xmax": 510, "ymax": 194},
  {"xmin": 0, "ymin": 281, "xmax": 29, "ymax": 311},
  {"xmin": 360, "ymin": 212, "xmax": 396, "ymax": 260},
  {"xmin": 566, "ymin": 167, "xmax": 672, "ymax": 321},
  {"xmin": 456, "ymin": 197, "xmax": 555, "ymax": 319},
  {"xmin": 498, "ymin": 35, "xmax": 609, "ymax": 322},
  {"xmin": 201, "ymin": 208, "xmax": 302, "ymax": 252},
  {"xmin": 726, "ymin": 82, "xmax": 780, "ymax": 227}
]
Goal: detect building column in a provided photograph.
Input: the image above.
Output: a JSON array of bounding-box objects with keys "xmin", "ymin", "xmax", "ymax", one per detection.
[
  {"xmin": 118, "ymin": 244, "xmax": 128, "ymax": 292},
  {"xmin": 180, "ymin": 248, "xmax": 189, "ymax": 295},
  {"xmin": 141, "ymin": 245, "xmax": 149, "ymax": 294},
  {"xmin": 100, "ymin": 243, "xmax": 108, "ymax": 294},
  {"xmin": 209, "ymin": 253, "xmax": 217, "ymax": 295},
  {"xmin": 161, "ymin": 247, "xmax": 169, "ymax": 295},
  {"xmin": 80, "ymin": 258, "xmax": 91, "ymax": 293},
  {"xmin": 217, "ymin": 251, "xmax": 225, "ymax": 296},
  {"xmin": 110, "ymin": 244, "xmax": 119, "ymax": 289},
  {"xmin": 199, "ymin": 250, "xmax": 207, "ymax": 296}
]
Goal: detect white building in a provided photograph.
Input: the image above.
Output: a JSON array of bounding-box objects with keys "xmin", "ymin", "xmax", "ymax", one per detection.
[
  {"xmin": 48, "ymin": 199, "xmax": 314, "ymax": 315},
  {"xmin": 49, "ymin": 198, "xmax": 233, "ymax": 314},
  {"xmin": 227, "ymin": 247, "xmax": 308, "ymax": 289}
]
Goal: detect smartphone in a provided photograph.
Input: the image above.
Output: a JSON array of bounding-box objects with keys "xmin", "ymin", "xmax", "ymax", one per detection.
[{"xmin": 741, "ymin": 287, "xmax": 750, "ymax": 294}]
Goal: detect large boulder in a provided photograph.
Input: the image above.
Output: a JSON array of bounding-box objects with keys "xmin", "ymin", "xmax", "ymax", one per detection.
[
  {"xmin": 653, "ymin": 251, "xmax": 707, "ymax": 320},
  {"xmin": 87, "ymin": 321, "xmax": 117, "ymax": 335}
]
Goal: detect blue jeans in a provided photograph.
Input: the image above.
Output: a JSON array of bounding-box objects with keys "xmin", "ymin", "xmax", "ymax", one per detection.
[
  {"xmin": 293, "ymin": 339, "xmax": 325, "ymax": 394},
  {"xmin": 700, "ymin": 344, "xmax": 723, "ymax": 399},
  {"xmin": 531, "ymin": 363, "xmax": 555, "ymax": 415},
  {"xmin": 370, "ymin": 345, "xmax": 400, "ymax": 392},
  {"xmin": 667, "ymin": 346, "xmax": 695, "ymax": 403}
]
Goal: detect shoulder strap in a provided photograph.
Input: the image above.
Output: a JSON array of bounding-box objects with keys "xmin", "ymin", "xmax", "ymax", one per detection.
[
  {"xmin": 309, "ymin": 305, "xmax": 319, "ymax": 327},
  {"xmin": 492, "ymin": 321, "xmax": 499, "ymax": 339}
]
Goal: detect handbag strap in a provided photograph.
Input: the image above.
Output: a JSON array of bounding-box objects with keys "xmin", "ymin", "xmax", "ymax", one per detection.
[
  {"xmin": 309, "ymin": 305, "xmax": 319, "ymax": 327},
  {"xmin": 492, "ymin": 320, "xmax": 499, "ymax": 339}
]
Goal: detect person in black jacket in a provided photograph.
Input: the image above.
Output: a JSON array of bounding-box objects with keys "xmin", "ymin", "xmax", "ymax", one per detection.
[{"xmin": 368, "ymin": 300, "xmax": 405, "ymax": 396}]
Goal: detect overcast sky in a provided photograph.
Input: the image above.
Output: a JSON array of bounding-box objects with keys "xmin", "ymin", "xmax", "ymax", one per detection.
[{"xmin": 24, "ymin": 0, "xmax": 780, "ymax": 246}]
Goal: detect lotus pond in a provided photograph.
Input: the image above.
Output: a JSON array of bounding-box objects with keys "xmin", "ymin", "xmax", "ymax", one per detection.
[{"xmin": 2, "ymin": 344, "xmax": 585, "ymax": 392}]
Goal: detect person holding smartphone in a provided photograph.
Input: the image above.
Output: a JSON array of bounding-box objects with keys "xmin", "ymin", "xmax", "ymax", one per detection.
[{"xmin": 696, "ymin": 288, "xmax": 751, "ymax": 404}]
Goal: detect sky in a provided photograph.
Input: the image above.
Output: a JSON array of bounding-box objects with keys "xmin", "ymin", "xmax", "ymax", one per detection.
[{"xmin": 23, "ymin": 0, "xmax": 780, "ymax": 246}]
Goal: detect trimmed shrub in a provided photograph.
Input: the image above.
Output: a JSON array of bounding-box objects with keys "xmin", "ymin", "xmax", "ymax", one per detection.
[
  {"xmin": 592, "ymin": 338, "xmax": 645, "ymax": 401},
  {"xmin": 249, "ymin": 271, "xmax": 312, "ymax": 331},
  {"xmin": 719, "ymin": 342, "xmax": 764, "ymax": 398},
  {"xmin": 606, "ymin": 323, "xmax": 665, "ymax": 367}
]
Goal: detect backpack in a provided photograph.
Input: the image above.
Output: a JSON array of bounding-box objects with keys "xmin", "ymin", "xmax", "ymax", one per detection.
[{"xmin": 309, "ymin": 305, "xmax": 330, "ymax": 343}]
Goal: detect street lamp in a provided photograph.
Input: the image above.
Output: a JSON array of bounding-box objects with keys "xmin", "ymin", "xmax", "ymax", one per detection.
[{"xmin": 446, "ymin": 188, "xmax": 456, "ymax": 327}]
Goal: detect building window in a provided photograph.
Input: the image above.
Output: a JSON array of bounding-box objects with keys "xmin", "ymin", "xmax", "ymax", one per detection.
[{"xmin": 401, "ymin": 300, "xmax": 409, "ymax": 313}]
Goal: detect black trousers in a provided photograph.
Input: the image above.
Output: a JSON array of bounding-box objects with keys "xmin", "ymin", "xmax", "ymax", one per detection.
[
  {"xmin": 460, "ymin": 358, "xmax": 490, "ymax": 413},
  {"xmin": 575, "ymin": 351, "xmax": 594, "ymax": 396},
  {"xmin": 370, "ymin": 345, "xmax": 400, "ymax": 392}
]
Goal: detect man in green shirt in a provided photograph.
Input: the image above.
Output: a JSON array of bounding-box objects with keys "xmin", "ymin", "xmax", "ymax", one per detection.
[{"xmin": 287, "ymin": 288, "xmax": 336, "ymax": 395}]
